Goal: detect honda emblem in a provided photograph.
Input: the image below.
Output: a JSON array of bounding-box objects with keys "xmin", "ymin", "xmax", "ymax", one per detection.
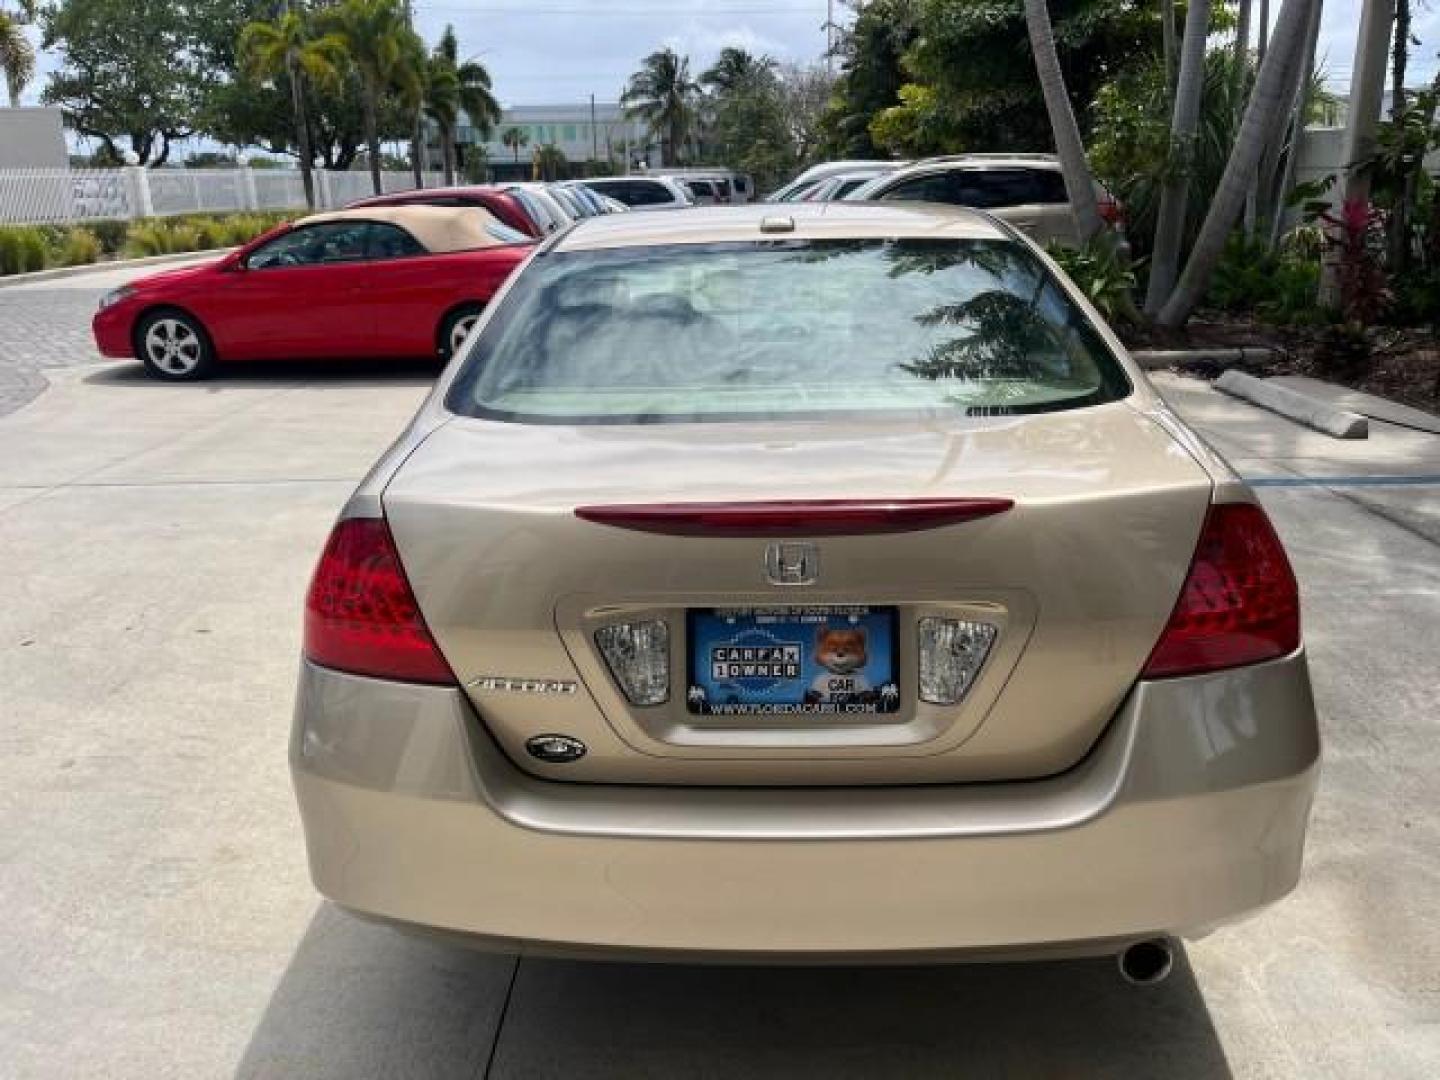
[{"xmin": 764, "ymin": 541, "xmax": 819, "ymax": 586}]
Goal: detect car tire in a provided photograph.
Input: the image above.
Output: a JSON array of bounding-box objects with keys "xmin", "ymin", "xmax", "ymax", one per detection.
[
  {"xmin": 135, "ymin": 309, "xmax": 216, "ymax": 381},
  {"xmin": 439, "ymin": 303, "xmax": 485, "ymax": 360}
]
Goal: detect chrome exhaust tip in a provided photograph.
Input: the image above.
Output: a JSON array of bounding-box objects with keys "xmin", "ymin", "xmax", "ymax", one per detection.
[{"xmin": 1118, "ymin": 938, "xmax": 1175, "ymax": 986}]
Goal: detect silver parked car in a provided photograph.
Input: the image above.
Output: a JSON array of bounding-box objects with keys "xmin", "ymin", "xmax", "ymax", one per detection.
[
  {"xmin": 846, "ymin": 154, "xmax": 1123, "ymax": 247},
  {"xmin": 292, "ymin": 203, "xmax": 1318, "ymax": 975}
]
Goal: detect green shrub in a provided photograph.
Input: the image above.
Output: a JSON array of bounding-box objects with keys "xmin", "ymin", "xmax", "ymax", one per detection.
[
  {"xmin": 1206, "ymin": 233, "xmax": 1327, "ymax": 326},
  {"xmin": 0, "ymin": 226, "xmax": 48, "ymax": 275},
  {"xmin": 57, "ymin": 227, "xmax": 102, "ymax": 267},
  {"xmin": 87, "ymin": 219, "xmax": 131, "ymax": 254},
  {"xmin": 1047, "ymin": 239, "xmax": 1139, "ymax": 325}
]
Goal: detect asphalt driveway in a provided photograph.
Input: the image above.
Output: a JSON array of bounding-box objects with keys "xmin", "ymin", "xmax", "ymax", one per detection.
[{"xmin": 1, "ymin": 263, "xmax": 1436, "ymax": 1078}]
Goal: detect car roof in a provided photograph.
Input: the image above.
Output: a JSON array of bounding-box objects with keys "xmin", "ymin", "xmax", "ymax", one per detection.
[
  {"xmin": 583, "ymin": 175, "xmax": 675, "ymax": 185},
  {"xmin": 297, "ymin": 205, "xmax": 520, "ymax": 252},
  {"xmin": 552, "ymin": 202, "xmax": 1010, "ymax": 252},
  {"xmin": 890, "ymin": 155, "xmax": 1062, "ymax": 176}
]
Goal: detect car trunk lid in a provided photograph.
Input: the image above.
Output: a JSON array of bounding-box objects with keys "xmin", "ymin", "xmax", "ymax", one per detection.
[{"xmin": 383, "ymin": 401, "xmax": 1212, "ymax": 785}]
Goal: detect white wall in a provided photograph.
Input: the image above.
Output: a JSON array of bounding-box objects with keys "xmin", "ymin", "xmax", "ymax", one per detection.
[{"xmin": 0, "ymin": 109, "xmax": 67, "ymax": 169}]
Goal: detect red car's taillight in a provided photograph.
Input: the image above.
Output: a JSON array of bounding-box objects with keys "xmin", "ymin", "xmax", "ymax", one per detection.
[
  {"xmin": 1141, "ymin": 502, "xmax": 1300, "ymax": 679},
  {"xmin": 1098, "ymin": 194, "xmax": 1125, "ymax": 227},
  {"xmin": 304, "ymin": 517, "xmax": 453, "ymax": 684}
]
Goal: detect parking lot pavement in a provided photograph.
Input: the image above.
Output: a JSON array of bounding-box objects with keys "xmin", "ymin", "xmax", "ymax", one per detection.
[
  {"xmin": 0, "ymin": 322, "xmax": 1436, "ymax": 1076},
  {"xmin": 0, "ymin": 256, "xmax": 219, "ymax": 417}
]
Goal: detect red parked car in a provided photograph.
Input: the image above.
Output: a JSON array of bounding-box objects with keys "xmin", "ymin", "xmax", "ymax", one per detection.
[
  {"xmin": 92, "ymin": 206, "xmax": 533, "ymax": 381},
  {"xmin": 347, "ymin": 185, "xmax": 544, "ymax": 238}
]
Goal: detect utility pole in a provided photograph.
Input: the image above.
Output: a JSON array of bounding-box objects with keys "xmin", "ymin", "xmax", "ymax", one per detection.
[
  {"xmin": 590, "ymin": 94, "xmax": 598, "ymax": 172},
  {"xmin": 1319, "ymin": 0, "xmax": 1395, "ymax": 307}
]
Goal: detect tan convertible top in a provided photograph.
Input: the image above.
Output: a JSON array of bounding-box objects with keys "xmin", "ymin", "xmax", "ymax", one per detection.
[{"xmin": 297, "ymin": 204, "xmax": 518, "ymax": 252}]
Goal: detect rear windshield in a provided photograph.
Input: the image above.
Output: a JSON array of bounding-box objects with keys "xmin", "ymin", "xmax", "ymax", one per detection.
[{"xmin": 446, "ymin": 238, "xmax": 1130, "ymax": 424}]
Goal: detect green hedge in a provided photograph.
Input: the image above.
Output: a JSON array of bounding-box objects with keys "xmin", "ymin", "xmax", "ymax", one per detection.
[{"xmin": 0, "ymin": 211, "xmax": 296, "ymax": 277}]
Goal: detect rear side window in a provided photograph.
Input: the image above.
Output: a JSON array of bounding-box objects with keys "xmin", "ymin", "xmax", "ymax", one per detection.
[
  {"xmin": 1028, "ymin": 170, "xmax": 1069, "ymax": 204},
  {"xmin": 447, "ymin": 238, "xmax": 1130, "ymax": 424},
  {"xmin": 626, "ymin": 181, "xmax": 675, "ymax": 206},
  {"xmin": 882, "ymin": 168, "xmax": 1069, "ymax": 209}
]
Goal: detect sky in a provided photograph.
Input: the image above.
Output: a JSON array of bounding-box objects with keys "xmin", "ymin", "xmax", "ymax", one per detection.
[{"xmin": 12, "ymin": 0, "xmax": 1440, "ymax": 112}]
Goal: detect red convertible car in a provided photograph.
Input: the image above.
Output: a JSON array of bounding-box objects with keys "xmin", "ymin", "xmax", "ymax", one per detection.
[{"xmin": 92, "ymin": 206, "xmax": 533, "ymax": 380}]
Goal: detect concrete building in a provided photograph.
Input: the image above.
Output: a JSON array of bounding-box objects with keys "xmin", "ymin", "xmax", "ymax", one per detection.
[
  {"xmin": 445, "ymin": 103, "xmax": 660, "ymax": 180},
  {"xmin": 0, "ymin": 108, "xmax": 68, "ymax": 168}
]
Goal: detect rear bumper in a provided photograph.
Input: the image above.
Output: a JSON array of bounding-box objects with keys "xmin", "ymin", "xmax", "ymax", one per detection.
[{"xmin": 291, "ymin": 653, "xmax": 1319, "ymax": 959}]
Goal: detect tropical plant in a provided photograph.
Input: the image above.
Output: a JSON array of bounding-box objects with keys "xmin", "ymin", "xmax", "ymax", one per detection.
[
  {"xmin": 1205, "ymin": 233, "xmax": 1323, "ymax": 324},
  {"xmin": 534, "ymin": 143, "xmax": 567, "ymax": 181},
  {"xmin": 1319, "ymin": 198, "xmax": 1391, "ymax": 324},
  {"xmin": 0, "ymin": 1, "xmax": 37, "ymax": 108},
  {"xmin": 238, "ymin": 10, "xmax": 349, "ymax": 209},
  {"xmin": 426, "ymin": 25, "xmax": 500, "ymax": 186},
  {"xmin": 501, "ymin": 125, "xmax": 528, "ymax": 163},
  {"xmin": 323, "ymin": 0, "xmax": 420, "ymax": 194},
  {"xmin": 1048, "ymin": 239, "xmax": 1141, "ymax": 324},
  {"xmin": 623, "ymin": 47, "xmax": 698, "ymax": 166},
  {"xmin": 700, "ymin": 46, "xmax": 775, "ymax": 94},
  {"xmin": 819, "ymin": 0, "xmax": 918, "ymax": 157},
  {"xmin": 1155, "ymin": 0, "xmax": 1318, "ymax": 327},
  {"xmin": 885, "ymin": 0, "xmax": 1159, "ymax": 154}
]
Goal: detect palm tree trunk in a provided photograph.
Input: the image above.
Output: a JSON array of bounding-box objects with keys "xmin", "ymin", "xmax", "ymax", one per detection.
[
  {"xmin": 411, "ymin": 112, "xmax": 425, "ymax": 188},
  {"xmin": 364, "ymin": 82, "xmax": 382, "ymax": 194},
  {"xmin": 442, "ymin": 127, "xmax": 456, "ymax": 186},
  {"xmin": 1144, "ymin": 0, "xmax": 1212, "ymax": 314},
  {"xmin": 1233, "ymin": 0, "xmax": 1253, "ymax": 99},
  {"xmin": 1267, "ymin": 0, "xmax": 1324, "ymax": 251},
  {"xmin": 1021, "ymin": 0, "xmax": 1103, "ymax": 244},
  {"xmin": 1162, "ymin": 0, "xmax": 1178, "ymax": 88},
  {"xmin": 1244, "ymin": 0, "xmax": 1273, "ymax": 237},
  {"xmin": 1157, "ymin": 0, "xmax": 1317, "ymax": 327},
  {"xmin": 1385, "ymin": 0, "xmax": 1412, "ymax": 269},
  {"xmin": 288, "ymin": 63, "xmax": 316, "ymax": 210}
]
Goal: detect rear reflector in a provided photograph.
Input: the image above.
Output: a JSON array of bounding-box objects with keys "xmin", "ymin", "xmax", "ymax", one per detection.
[
  {"xmin": 575, "ymin": 498, "xmax": 1014, "ymax": 537},
  {"xmin": 1141, "ymin": 503, "xmax": 1300, "ymax": 680},
  {"xmin": 595, "ymin": 620, "xmax": 670, "ymax": 705},
  {"xmin": 304, "ymin": 517, "xmax": 453, "ymax": 685},
  {"xmin": 918, "ymin": 617, "xmax": 997, "ymax": 705}
]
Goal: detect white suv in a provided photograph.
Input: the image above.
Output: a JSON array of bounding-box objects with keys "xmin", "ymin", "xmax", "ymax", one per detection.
[{"xmin": 846, "ymin": 155, "xmax": 1121, "ymax": 247}]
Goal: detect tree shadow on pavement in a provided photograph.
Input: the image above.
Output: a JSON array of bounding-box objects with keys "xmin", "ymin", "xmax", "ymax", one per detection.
[
  {"xmin": 238, "ymin": 905, "xmax": 1232, "ymax": 1079},
  {"xmin": 84, "ymin": 357, "xmax": 445, "ymax": 390}
]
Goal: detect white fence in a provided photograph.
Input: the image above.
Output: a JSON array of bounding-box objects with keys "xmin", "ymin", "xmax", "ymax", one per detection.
[{"xmin": 0, "ymin": 167, "xmax": 446, "ymax": 225}]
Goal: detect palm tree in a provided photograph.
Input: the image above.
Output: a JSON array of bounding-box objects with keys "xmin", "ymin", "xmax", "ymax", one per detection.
[
  {"xmin": 501, "ymin": 125, "xmax": 529, "ymax": 163},
  {"xmin": 1144, "ymin": 0, "xmax": 1213, "ymax": 314},
  {"xmin": 324, "ymin": 0, "xmax": 417, "ymax": 194},
  {"xmin": 1020, "ymin": 0, "xmax": 1102, "ymax": 243},
  {"xmin": 534, "ymin": 143, "xmax": 566, "ymax": 181},
  {"xmin": 428, "ymin": 25, "xmax": 501, "ymax": 186},
  {"xmin": 700, "ymin": 47, "xmax": 775, "ymax": 94},
  {"xmin": 623, "ymin": 47, "xmax": 698, "ymax": 166},
  {"xmin": 239, "ymin": 10, "xmax": 348, "ymax": 209},
  {"xmin": 0, "ymin": 1, "xmax": 37, "ymax": 108},
  {"xmin": 1157, "ymin": 0, "xmax": 1317, "ymax": 326}
]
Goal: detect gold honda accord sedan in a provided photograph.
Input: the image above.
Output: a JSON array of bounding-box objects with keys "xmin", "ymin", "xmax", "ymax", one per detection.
[{"xmin": 291, "ymin": 203, "xmax": 1319, "ymax": 981}]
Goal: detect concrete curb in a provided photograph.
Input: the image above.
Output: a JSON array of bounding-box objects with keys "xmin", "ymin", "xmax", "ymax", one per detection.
[
  {"xmin": 0, "ymin": 248, "xmax": 234, "ymax": 289},
  {"xmin": 1130, "ymin": 346, "xmax": 1279, "ymax": 371},
  {"xmin": 1215, "ymin": 370, "xmax": 1369, "ymax": 439}
]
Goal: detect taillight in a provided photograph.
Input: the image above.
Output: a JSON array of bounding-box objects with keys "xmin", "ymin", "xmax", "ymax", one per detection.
[
  {"xmin": 1141, "ymin": 502, "xmax": 1300, "ymax": 679},
  {"xmin": 1098, "ymin": 194, "xmax": 1124, "ymax": 227},
  {"xmin": 304, "ymin": 517, "xmax": 453, "ymax": 684}
]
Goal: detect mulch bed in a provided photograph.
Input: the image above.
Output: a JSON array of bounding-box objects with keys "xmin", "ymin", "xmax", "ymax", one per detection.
[{"xmin": 1121, "ymin": 314, "xmax": 1440, "ymax": 417}]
